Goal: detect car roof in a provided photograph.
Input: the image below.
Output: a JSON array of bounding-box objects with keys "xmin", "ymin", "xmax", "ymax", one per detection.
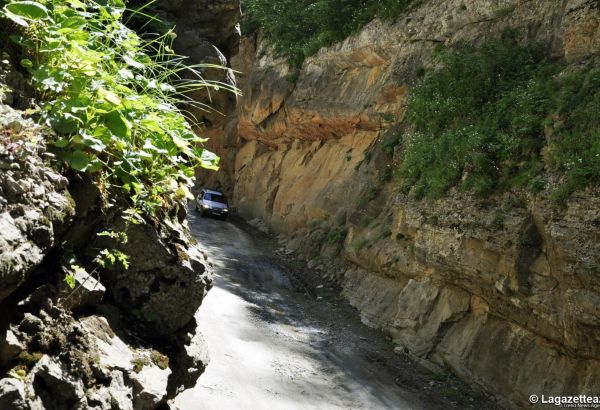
[{"xmin": 201, "ymin": 188, "xmax": 225, "ymax": 195}]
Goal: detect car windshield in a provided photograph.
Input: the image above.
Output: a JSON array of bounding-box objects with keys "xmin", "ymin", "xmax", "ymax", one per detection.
[{"xmin": 204, "ymin": 193, "xmax": 227, "ymax": 204}]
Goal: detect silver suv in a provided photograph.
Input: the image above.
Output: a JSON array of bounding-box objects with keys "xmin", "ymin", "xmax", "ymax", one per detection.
[{"xmin": 195, "ymin": 188, "xmax": 229, "ymax": 219}]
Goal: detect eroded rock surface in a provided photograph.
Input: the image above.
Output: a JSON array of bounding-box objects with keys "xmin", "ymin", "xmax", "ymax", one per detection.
[
  {"xmin": 0, "ymin": 105, "xmax": 74, "ymax": 303},
  {"xmin": 147, "ymin": 0, "xmax": 241, "ymax": 130}
]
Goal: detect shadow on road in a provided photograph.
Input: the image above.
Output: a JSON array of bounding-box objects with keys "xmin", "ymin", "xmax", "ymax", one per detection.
[{"xmin": 175, "ymin": 210, "xmax": 496, "ymax": 410}]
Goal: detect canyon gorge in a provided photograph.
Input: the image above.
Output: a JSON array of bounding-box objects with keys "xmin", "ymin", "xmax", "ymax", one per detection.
[
  {"xmin": 0, "ymin": 0, "xmax": 599, "ymax": 409},
  {"xmin": 199, "ymin": 0, "xmax": 600, "ymax": 408}
]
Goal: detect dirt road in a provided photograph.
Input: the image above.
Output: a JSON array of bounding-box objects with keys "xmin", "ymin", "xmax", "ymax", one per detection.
[{"xmin": 174, "ymin": 211, "xmax": 498, "ymax": 410}]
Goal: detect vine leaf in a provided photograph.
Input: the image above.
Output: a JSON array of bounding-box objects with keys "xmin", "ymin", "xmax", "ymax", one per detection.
[{"xmin": 3, "ymin": 1, "xmax": 49, "ymax": 26}]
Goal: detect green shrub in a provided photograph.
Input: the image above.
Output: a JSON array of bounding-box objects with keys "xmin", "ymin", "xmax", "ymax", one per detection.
[
  {"xmin": 379, "ymin": 166, "xmax": 392, "ymax": 182},
  {"xmin": 365, "ymin": 186, "xmax": 380, "ymax": 201},
  {"xmin": 382, "ymin": 133, "xmax": 401, "ymax": 157},
  {"xmin": 545, "ymin": 69, "xmax": 600, "ymax": 199},
  {"xmin": 1, "ymin": 0, "xmax": 233, "ymax": 217},
  {"xmin": 325, "ymin": 226, "xmax": 347, "ymax": 244},
  {"xmin": 400, "ymin": 36, "xmax": 600, "ymax": 199},
  {"xmin": 241, "ymin": 0, "xmax": 415, "ymax": 66}
]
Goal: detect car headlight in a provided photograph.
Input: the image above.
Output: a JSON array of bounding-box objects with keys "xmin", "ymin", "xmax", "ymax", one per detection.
[{"xmin": 203, "ymin": 204, "xmax": 210, "ymax": 209}]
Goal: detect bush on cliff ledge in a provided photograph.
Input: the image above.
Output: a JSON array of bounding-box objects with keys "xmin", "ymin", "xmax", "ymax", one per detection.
[
  {"xmin": 400, "ymin": 37, "xmax": 600, "ymax": 200},
  {"xmin": 241, "ymin": 0, "xmax": 414, "ymax": 66}
]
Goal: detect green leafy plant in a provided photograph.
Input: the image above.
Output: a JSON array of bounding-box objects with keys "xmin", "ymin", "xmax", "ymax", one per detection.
[
  {"xmin": 64, "ymin": 272, "xmax": 76, "ymax": 289},
  {"xmin": 2, "ymin": 0, "xmax": 238, "ymax": 272},
  {"xmin": 379, "ymin": 166, "xmax": 392, "ymax": 182},
  {"xmin": 400, "ymin": 38, "xmax": 558, "ymax": 198},
  {"xmin": 399, "ymin": 36, "xmax": 600, "ymax": 200},
  {"xmin": 382, "ymin": 133, "xmax": 401, "ymax": 157},
  {"xmin": 1, "ymin": 0, "xmax": 236, "ymax": 218},
  {"xmin": 544, "ymin": 69, "xmax": 600, "ymax": 202},
  {"xmin": 95, "ymin": 249, "xmax": 130, "ymax": 270}
]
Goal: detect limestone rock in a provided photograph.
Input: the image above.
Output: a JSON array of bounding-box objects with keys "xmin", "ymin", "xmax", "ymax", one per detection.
[
  {"xmin": 130, "ymin": 360, "xmax": 171, "ymax": 409},
  {"xmin": 107, "ymin": 371, "xmax": 135, "ymax": 410},
  {"xmin": 86, "ymin": 371, "xmax": 134, "ymax": 410},
  {"xmin": 60, "ymin": 266, "xmax": 106, "ymax": 310},
  {"xmin": 92, "ymin": 212, "xmax": 212, "ymax": 337},
  {"xmin": 30, "ymin": 355, "xmax": 86, "ymax": 407},
  {"xmin": 0, "ymin": 53, "xmax": 29, "ymax": 108},
  {"xmin": 0, "ymin": 328, "xmax": 25, "ymax": 365},
  {"xmin": 81, "ymin": 316, "xmax": 135, "ymax": 373},
  {"xmin": 0, "ymin": 105, "xmax": 74, "ymax": 303},
  {"xmin": 4, "ymin": 310, "xmax": 207, "ymax": 409},
  {"xmin": 167, "ymin": 320, "xmax": 210, "ymax": 395},
  {"xmin": 83, "ymin": 317, "xmax": 171, "ymax": 408},
  {"xmin": 0, "ymin": 378, "xmax": 27, "ymax": 409},
  {"xmin": 0, "ymin": 50, "xmax": 213, "ymax": 410}
]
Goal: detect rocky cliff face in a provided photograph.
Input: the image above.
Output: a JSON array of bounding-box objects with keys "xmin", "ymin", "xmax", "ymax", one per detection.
[
  {"xmin": 214, "ymin": 0, "xmax": 600, "ymax": 407},
  {"xmin": 0, "ymin": 49, "xmax": 212, "ymax": 409},
  {"xmin": 0, "ymin": 1, "xmax": 244, "ymax": 407}
]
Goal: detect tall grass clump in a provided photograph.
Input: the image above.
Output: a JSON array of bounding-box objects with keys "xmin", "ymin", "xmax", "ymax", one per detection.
[{"xmin": 1, "ymin": 0, "xmax": 235, "ymax": 216}]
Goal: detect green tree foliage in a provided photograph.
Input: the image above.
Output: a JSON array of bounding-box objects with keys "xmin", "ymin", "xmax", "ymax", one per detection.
[
  {"xmin": 399, "ymin": 37, "xmax": 600, "ymax": 200},
  {"xmin": 242, "ymin": 0, "xmax": 414, "ymax": 66}
]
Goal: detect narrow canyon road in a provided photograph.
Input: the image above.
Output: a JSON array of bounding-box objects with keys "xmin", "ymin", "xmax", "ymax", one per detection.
[{"xmin": 174, "ymin": 211, "xmax": 485, "ymax": 410}]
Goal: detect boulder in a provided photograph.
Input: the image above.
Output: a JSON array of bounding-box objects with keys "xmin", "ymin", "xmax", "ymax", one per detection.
[
  {"xmin": 93, "ymin": 212, "xmax": 212, "ymax": 336},
  {"xmin": 107, "ymin": 371, "xmax": 135, "ymax": 410},
  {"xmin": 81, "ymin": 316, "xmax": 134, "ymax": 373},
  {"xmin": 167, "ymin": 319, "xmax": 210, "ymax": 395},
  {"xmin": 0, "ymin": 378, "xmax": 27, "ymax": 409},
  {"xmin": 0, "ymin": 328, "xmax": 25, "ymax": 365},
  {"xmin": 86, "ymin": 371, "xmax": 134, "ymax": 410},
  {"xmin": 30, "ymin": 355, "xmax": 86, "ymax": 407},
  {"xmin": 130, "ymin": 360, "xmax": 171, "ymax": 409}
]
